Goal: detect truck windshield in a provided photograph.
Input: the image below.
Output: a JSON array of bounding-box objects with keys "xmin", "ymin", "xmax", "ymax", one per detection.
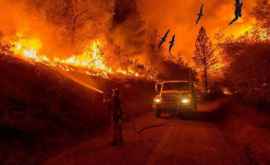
[{"xmin": 162, "ymin": 82, "xmax": 191, "ymax": 91}]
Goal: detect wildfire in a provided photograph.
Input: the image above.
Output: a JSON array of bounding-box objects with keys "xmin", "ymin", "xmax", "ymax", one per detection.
[
  {"xmin": 11, "ymin": 35, "xmax": 42, "ymax": 60},
  {"xmin": 8, "ymin": 34, "xmax": 112, "ymax": 75},
  {"xmin": 224, "ymin": 20, "xmax": 269, "ymax": 41},
  {"xmin": 7, "ymin": 34, "xmax": 151, "ymax": 79},
  {"xmin": 64, "ymin": 40, "xmax": 112, "ymax": 73}
]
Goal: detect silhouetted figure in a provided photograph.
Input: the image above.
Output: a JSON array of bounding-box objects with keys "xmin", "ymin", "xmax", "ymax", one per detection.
[
  {"xmin": 103, "ymin": 90, "xmax": 113, "ymax": 124},
  {"xmin": 111, "ymin": 88, "xmax": 124, "ymax": 146},
  {"xmin": 229, "ymin": 0, "xmax": 243, "ymax": 25},
  {"xmin": 196, "ymin": 4, "xmax": 204, "ymax": 24},
  {"xmin": 169, "ymin": 34, "xmax": 176, "ymax": 53},
  {"xmin": 159, "ymin": 29, "xmax": 170, "ymax": 48}
]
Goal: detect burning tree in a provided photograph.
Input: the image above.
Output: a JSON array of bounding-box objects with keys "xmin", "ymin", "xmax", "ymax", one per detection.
[
  {"xmin": 193, "ymin": 26, "xmax": 216, "ymax": 92},
  {"xmin": 33, "ymin": 0, "xmax": 113, "ymax": 51}
]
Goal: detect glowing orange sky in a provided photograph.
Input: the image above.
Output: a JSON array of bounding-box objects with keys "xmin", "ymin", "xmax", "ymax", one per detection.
[
  {"xmin": 138, "ymin": 0, "xmax": 257, "ymax": 61},
  {"xmin": 0, "ymin": 0, "xmax": 261, "ymax": 62}
]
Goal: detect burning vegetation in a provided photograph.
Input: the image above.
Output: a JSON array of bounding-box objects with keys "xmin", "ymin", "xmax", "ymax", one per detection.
[
  {"xmin": 1, "ymin": 1, "xmax": 270, "ymax": 165},
  {"xmin": 0, "ymin": 0, "xmax": 269, "ymax": 83},
  {"xmin": 7, "ymin": 34, "xmax": 159, "ymax": 78},
  {"xmin": 220, "ymin": 0, "xmax": 270, "ymax": 104},
  {"xmin": 0, "ymin": 0, "xmax": 155, "ymax": 79},
  {"xmin": 9, "ymin": 34, "xmax": 114, "ymax": 77}
]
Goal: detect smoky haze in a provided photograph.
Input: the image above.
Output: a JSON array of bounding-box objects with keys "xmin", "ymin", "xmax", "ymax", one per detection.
[{"xmin": 0, "ymin": 0, "xmax": 259, "ymax": 63}]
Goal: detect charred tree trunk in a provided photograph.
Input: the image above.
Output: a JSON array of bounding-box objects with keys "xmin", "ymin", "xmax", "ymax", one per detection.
[
  {"xmin": 203, "ymin": 56, "xmax": 208, "ymax": 93},
  {"xmin": 204, "ymin": 65, "xmax": 208, "ymax": 92}
]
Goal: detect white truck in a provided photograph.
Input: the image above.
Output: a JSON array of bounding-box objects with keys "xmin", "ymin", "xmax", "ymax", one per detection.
[{"xmin": 153, "ymin": 80, "xmax": 197, "ymax": 117}]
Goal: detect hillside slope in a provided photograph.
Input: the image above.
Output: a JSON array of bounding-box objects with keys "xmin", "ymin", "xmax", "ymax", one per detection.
[{"xmin": 0, "ymin": 54, "xmax": 107, "ymax": 164}]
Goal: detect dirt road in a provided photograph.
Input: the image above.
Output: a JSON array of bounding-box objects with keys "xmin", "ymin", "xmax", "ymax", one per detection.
[{"xmin": 44, "ymin": 99, "xmax": 270, "ymax": 165}]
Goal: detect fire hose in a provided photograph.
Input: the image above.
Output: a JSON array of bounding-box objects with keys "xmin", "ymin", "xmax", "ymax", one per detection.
[
  {"xmin": 103, "ymin": 95, "xmax": 169, "ymax": 135},
  {"xmin": 128, "ymin": 113, "xmax": 169, "ymax": 135}
]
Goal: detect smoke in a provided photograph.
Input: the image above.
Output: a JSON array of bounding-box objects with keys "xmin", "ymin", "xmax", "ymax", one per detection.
[
  {"xmin": 0, "ymin": 0, "xmax": 115, "ymax": 56},
  {"xmin": 0, "ymin": 0, "xmax": 65, "ymax": 56},
  {"xmin": 136, "ymin": 0, "xmax": 257, "ymax": 62},
  {"xmin": 109, "ymin": 0, "xmax": 149, "ymax": 63},
  {"xmin": 0, "ymin": 0, "xmax": 261, "ymax": 64}
]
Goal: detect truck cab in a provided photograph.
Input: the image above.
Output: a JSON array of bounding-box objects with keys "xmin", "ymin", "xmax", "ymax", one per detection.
[{"xmin": 153, "ymin": 80, "xmax": 197, "ymax": 117}]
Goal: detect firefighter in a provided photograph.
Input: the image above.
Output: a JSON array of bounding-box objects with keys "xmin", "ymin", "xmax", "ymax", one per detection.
[{"xmin": 111, "ymin": 88, "xmax": 124, "ymax": 146}]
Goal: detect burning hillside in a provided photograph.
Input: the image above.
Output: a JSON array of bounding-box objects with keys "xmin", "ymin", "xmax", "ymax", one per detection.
[
  {"xmin": 7, "ymin": 34, "xmax": 157, "ymax": 79},
  {"xmin": 1, "ymin": 1, "xmax": 270, "ymax": 165},
  {"xmin": 9, "ymin": 34, "xmax": 114, "ymax": 77},
  {"xmin": 0, "ymin": 0, "xmax": 269, "ymax": 81},
  {"xmin": 0, "ymin": 0, "xmax": 154, "ymax": 79}
]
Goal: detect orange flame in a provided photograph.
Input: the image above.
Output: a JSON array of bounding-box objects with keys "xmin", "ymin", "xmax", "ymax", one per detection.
[
  {"xmin": 11, "ymin": 34, "xmax": 41, "ymax": 60},
  {"xmin": 64, "ymin": 40, "xmax": 112, "ymax": 73},
  {"xmin": 8, "ymin": 34, "xmax": 151, "ymax": 79}
]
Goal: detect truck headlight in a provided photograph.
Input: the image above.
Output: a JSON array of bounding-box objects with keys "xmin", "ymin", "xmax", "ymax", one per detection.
[
  {"xmin": 181, "ymin": 98, "xmax": 191, "ymax": 104},
  {"xmin": 154, "ymin": 97, "xmax": 162, "ymax": 104}
]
